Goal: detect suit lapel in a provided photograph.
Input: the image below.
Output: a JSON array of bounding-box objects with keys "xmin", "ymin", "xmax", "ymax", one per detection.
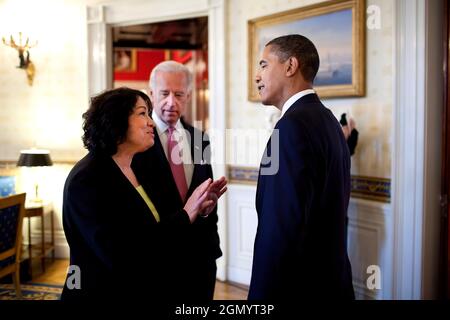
[
  {"xmin": 256, "ymin": 135, "xmax": 271, "ymax": 215},
  {"xmin": 183, "ymin": 123, "xmax": 203, "ymax": 197}
]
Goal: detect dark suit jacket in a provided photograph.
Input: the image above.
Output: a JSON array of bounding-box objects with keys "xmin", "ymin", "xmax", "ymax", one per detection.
[
  {"xmin": 132, "ymin": 119, "xmax": 222, "ymax": 298},
  {"xmin": 61, "ymin": 152, "xmax": 190, "ymax": 301},
  {"xmin": 248, "ymin": 93, "xmax": 354, "ymax": 300}
]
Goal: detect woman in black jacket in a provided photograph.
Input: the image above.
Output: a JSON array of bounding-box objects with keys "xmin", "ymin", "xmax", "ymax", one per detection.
[{"xmin": 61, "ymin": 88, "xmax": 225, "ymax": 301}]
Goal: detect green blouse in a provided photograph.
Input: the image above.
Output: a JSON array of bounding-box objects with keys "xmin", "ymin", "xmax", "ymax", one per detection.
[{"xmin": 135, "ymin": 185, "xmax": 160, "ymax": 223}]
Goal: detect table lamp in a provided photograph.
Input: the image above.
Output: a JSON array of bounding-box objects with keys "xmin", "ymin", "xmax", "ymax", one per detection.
[{"xmin": 17, "ymin": 149, "xmax": 53, "ymax": 203}]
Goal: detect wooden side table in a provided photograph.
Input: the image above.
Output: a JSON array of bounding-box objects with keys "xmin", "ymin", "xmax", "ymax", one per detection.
[{"xmin": 21, "ymin": 202, "xmax": 55, "ymax": 279}]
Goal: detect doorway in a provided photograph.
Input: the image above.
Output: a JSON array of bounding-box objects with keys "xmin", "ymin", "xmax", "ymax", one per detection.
[{"xmin": 111, "ymin": 17, "xmax": 209, "ymax": 128}]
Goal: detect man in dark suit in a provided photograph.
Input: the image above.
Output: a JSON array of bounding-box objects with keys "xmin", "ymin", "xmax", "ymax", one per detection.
[
  {"xmin": 248, "ymin": 34, "xmax": 355, "ymax": 300},
  {"xmin": 132, "ymin": 61, "xmax": 222, "ymax": 300}
]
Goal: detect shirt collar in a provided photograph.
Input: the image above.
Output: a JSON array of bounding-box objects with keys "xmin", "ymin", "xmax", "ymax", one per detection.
[
  {"xmin": 280, "ymin": 89, "xmax": 316, "ymax": 118},
  {"xmin": 151, "ymin": 111, "xmax": 183, "ymax": 134}
]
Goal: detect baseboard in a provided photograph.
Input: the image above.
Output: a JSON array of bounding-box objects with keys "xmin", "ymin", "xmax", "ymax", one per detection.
[{"xmin": 30, "ymin": 230, "xmax": 69, "ymax": 259}]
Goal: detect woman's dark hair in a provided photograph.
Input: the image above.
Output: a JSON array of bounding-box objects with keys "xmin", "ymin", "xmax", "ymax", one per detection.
[{"xmin": 82, "ymin": 87, "xmax": 152, "ymax": 155}]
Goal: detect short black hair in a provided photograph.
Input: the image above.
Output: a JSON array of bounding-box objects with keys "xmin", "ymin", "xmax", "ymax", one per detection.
[
  {"xmin": 266, "ymin": 34, "xmax": 320, "ymax": 83},
  {"xmin": 82, "ymin": 87, "xmax": 152, "ymax": 155}
]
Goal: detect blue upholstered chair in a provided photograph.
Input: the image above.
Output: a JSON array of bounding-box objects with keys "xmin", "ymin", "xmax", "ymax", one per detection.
[{"xmin": 0, "ymin": 193, "xmax": 26, "ymax": 298}]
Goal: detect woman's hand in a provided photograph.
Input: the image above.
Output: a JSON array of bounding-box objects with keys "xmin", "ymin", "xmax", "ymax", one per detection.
[
  {"xmin": 199, "ymin": 176, "xmax": 228, "ymax": 218},
  {"xmin": 183, "ymin": 178, "xmax": 213, "ymax": 223},
  {"xmin": 208, "ymin": 176, "xmax": 228, "ymax": 199}
]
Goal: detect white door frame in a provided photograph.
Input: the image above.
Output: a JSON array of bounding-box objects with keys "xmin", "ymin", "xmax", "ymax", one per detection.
[
  {"xmin": 393, "ymin": 0, "xmax": 443, "ymax": 299},
  {"xmin": 86, "ymin": 0, "xmax": 228, "ymax": 280}
]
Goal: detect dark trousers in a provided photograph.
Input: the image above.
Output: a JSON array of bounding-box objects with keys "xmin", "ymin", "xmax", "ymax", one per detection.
[{"xmin": 178, "ymin": 259, "xmax": 217, "ymax": 301}]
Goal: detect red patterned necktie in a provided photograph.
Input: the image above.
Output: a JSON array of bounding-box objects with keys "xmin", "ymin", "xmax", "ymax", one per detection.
[{"xmin": 167, "ymin": 126, "xmax": 188, "ymax": 202}]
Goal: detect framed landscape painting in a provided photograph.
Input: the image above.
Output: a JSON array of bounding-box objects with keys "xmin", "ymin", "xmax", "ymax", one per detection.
[{"xmin": 248, "ymin": 0, "xmax": 365, "ymax": 101}]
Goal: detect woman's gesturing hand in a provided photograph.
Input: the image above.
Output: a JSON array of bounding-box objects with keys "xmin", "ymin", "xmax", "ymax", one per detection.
[
  {"xmin": 199, "ymin": 176, "xmax": 228, "ymax": 218},
  {"xmin": 183, "ymin": 178, "xmax": 213, "ymax": 223}
]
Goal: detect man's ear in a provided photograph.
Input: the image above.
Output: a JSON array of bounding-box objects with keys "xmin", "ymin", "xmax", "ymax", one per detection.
[
  {"xmin": 149, "ymin": 88, "xmax": 155, "ymax": 102},
  {"xmin": 285, "ymin": 56, "xmax": 299, "ymax": 77}
]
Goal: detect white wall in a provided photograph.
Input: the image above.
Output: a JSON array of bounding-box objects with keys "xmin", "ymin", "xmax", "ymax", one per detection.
[
  {"xmin": 0, "ymin": 0, "xmax": 92, "ymax": 258},
  {"xmin": 0, "ymin": 0, "xmax": 89, "ymax": 162}
]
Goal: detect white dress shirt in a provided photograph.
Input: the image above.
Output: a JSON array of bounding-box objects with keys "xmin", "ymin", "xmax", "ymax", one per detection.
[
  {"xmin": 151, "ymin": 111, "xmax": 194, "ymax": 188},
  {"xmin": 280, "ymin": 89, "xmax": 316, "ymax": 118}
]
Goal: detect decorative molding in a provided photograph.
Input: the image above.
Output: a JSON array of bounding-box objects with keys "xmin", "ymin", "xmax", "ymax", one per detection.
[
  {"xmin": 228, "ymin": 166, "xmax": 259, "ymax": 184},
  {"xmin": 86, "ymin": 5, "xmax": 105, "ymax": 24},
  {"xmin": 238, "ymin": 206, "xmax": 257, "ymax": 259},
  {"xmin": 228, "ymin": 166, "xmax": 391, "ymax": 202},
  {"xmin": 30, "ymin": 230, "xmax": 69, "ymax": 259},
  {"xmin": 392, "ymin": 0, "xmax": 427, "ymax": 299},
  {"xmin": 350, "ymin": 176, "xmax": 391, "ymax": 203},
  {"xmin": 347, "ymin": 209, "xmax": 389, "ymax": 299},
  {"xmin": 392, "ymin": 0, "xmax": 424, "ymax": 300},
  {"xmin": 227, "ymin": 184, "xmax": 257, "ymax": 286},
  {"xmin": 227, "ymin": 266, "xmax": 252, "ymax": 286},
  {"xmin": 347, "ymin": 197, "xmax": 392, "ymax": 299},
  {"xmin": 0, "ymin": 161, "xmax": 18, "ymax": 169},
  {"xmin": 87, "ymin": 21, "xmax": 110, "ymax": 97},
  {"xmin": 99, "ymin": 0, "xmax": 209, "ymax": 26},
  {"xmin": 348, "ymin": 197, "xmax": 391, "ymax": 223},
  {"xmin": 207, "ymin": 0, "xmax": 227, "ymax": 282},
  {"xmin": 390, "ymin": 0, "xmax": 443, "ymax": 300}
]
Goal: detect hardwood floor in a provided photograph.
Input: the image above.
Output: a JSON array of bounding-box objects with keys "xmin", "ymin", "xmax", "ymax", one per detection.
[
  {"xmin": 30, "ymin": 259, "xmax": 248, "ymax": 300},
  {"xmin": 213, "ymin": 280, "xmax": 249, "ymax": 300},
  {"xmin": 31, "ymin": 259, "xmax": 70, "ymax": 285}
]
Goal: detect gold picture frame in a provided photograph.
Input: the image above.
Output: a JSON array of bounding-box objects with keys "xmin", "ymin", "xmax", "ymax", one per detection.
[
  {"xmin": 113, "ymin": 48, "xmax": 137, "ymax": 72},
  {"xmin": 248, "ymin": 0, "xmax": 365, "ymax": 101}
]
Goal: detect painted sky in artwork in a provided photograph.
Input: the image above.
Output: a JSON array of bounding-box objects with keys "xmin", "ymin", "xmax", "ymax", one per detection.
[{"xmin": 257, "ymin": 8, "xmax": 353, "ymax": 85}]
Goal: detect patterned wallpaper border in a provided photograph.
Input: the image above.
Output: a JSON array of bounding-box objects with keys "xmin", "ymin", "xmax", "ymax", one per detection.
[
  {"xmin": 228, "ymin": 166, "xmax": 391, "ymax": 203},
  {"xmin": 350, "ymin": 175, "xmax": 391, "ymax": 203}
]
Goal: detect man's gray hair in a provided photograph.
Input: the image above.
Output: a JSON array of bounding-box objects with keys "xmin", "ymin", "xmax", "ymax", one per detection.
[{"xmin": 149, "ymin": 60, "xmax": 193, "ymax": 91}]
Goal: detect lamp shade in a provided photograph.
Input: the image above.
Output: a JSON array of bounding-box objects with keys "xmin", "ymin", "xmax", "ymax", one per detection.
[{"xmin": 17, "ymin": 149, "xmax": 53, "ymax": 167}]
